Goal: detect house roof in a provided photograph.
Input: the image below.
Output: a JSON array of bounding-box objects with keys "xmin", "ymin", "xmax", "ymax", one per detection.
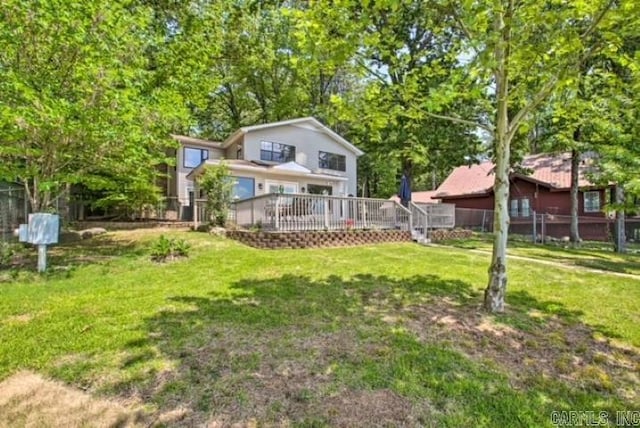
[
  {"xmin": 222, "ymin": 117, "xmax": 365, "ymax": 156},
  {"xmin": 186, "ymin": 159, "xmax": 348, "ymax": 182},
  {"xmin": 436, "ymin": 152, "xmax": 600, "ymax": 198},
  {"xmin": 436, "ymin": 161, "xmax": 496, "ymax": 198},
  {"xmin": 171, "ymin": 134, "xmax": 223, "ymax": 148},
  {"xmin": 389, "ymin": 190, "xmax": 441, "ymax": 204}
]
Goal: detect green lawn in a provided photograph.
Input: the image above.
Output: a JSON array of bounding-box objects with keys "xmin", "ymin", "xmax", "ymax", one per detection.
[
  {"xmin": 1, "ymin": 230, "xmax": 639, "ymax": 426},
  {"xmin": 440, "ymin": 233, "xmax": 640, "ymax": 276}
]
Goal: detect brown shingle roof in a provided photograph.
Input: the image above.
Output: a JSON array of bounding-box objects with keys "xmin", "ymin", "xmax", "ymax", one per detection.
[{"xmin": 435, "ymin": 152, "xmax": 598, "ymax": 198}]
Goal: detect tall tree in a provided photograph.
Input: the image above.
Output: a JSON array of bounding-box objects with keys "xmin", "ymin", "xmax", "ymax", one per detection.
[
  {"xmin": 0, "ymin": 0, "xmax": 187, "ymax": 213},
  {"xmin": 426, "ymin": 0, "xmax": 630, "ymax": 311},
  {"xmin": 314, "ymin": 0, "xmax": 483, "ymax": 196}
]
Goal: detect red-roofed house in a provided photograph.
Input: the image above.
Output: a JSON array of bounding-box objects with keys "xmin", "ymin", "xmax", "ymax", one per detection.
[{"xmin": 435, "ymin": 152, "xmax": 616, "ymax": 240}]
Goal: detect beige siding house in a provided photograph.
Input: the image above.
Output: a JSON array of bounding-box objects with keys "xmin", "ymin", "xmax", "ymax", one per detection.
[{"xmin": 167, "ymin": 117, "xmax": 363, "ymax": 220}]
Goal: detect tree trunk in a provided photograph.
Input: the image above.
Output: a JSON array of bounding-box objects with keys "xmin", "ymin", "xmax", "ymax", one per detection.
[
  {"xmin": 614, "ymin": 186, "xmax": 626, "ymax": 253},
  {"xmin": 569, "ymin": 146, "xmax": 581, "ymax": 245},
  {"xmin": 484, "ymin": 3, "xmax": 511, "ymax": 313},
  {"xmin": 484, "ymin": 127, "xmax": 510, "ymax": 313}
]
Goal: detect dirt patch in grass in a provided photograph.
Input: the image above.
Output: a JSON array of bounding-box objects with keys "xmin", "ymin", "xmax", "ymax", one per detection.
[
  {"xmin": 148, "ymin": 324, "xmax": 420, "ymax": 426},
  {"xmin": 400, "ymin": 294, "xmax": 640, "ymax": 400},
  {"xmin": 94, "ymin": 273, "xmax": 638, "ymax": 425},
  {"xmin": 0, "ymin": 371, "xmax": 145, "ymax": 427}
]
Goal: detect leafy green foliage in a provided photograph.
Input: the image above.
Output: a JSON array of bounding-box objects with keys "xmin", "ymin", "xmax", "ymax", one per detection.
[
  {"xmin": 199, "ymin": 163, "xmax": 234, "ymax": 227},
  {"xmin": 0, "ymin": 0, "xmax": 187, "ymax": 212},
  {"xmin": 0, "ymin": 241, "xmax": 16, "ymax": 269},
  {"xmin": 149, "ymin": 234, "xmax": 190, "ymax": 262},
  {"xmin": 307, "ymin": 0, "xmax": 483, "ymax": 196}
]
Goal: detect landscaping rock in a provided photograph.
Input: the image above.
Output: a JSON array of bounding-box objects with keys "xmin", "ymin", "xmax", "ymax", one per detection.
[
  {"xmin": 80, "ymin": 227, "xmax": 107, "ymax": 239},
  {"xmin": 195, "ymin": 224, "xmax": 210, "ymax": 233},
  {"xmin": 209, "ymin": 227, "xmax": 227, "ymax": 237},
  {"xmin": 59, "ymin": 231, "xmax": 83, "ymax": 243}
]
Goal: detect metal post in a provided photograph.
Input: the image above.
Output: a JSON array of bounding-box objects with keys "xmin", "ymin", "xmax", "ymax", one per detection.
[
  {"xmin": 193, "ymin": 200, "xmax": 199, "ymax": 229},
  {"xmin": 324, "ymin": 198, "xmax": 329, "ymax": 229},
  {"xmin": 532, "ymin": 211, "xmax": 537, "ymax": 244},
  {"xmin": 541, "ymin": 214, "xmax": 546, "ymax": 244},
  {"xmin": 37, "ymin": 244, "xmax": 47, "ymax": 273},
  {"xmin": 481, "ymin": 210, "xmax": 486, "ymax": 232},
  {"xmin": 275, "ymin": 196, "xmax": 281, "ymax": 231}
]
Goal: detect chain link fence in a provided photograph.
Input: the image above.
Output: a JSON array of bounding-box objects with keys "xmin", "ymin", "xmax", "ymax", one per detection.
[
  {"xmin": 454, "ymin": 207, "xmax": 640, "ymax": 244},
  {"xmin": 0, "ymin": 187, "xmax": 28, "ymax": 242}
]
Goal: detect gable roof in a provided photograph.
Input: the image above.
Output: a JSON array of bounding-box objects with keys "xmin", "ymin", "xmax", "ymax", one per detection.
[
  {"xmin": 435, "ymin": 152, "xmax": 600, "ymax": 198},
  {"xmin": 222, "ymin": 117, "xmax": 364, "ymax": 156},
  {"xmin": 436, "ymin": 161, "xmax": 496, "ymax": 198}
]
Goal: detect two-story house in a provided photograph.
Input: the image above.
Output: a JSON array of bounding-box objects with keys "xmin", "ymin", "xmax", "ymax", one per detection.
[{"xmin": 166, "ymin": 117, "xmax": 363, "ymax": 220}]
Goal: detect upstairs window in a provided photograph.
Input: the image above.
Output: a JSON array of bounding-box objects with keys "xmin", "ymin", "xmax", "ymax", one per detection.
[
  {"xmin": 184, "ymin": 147, "xmax": 209, "ymax": 168},
  {"xmin": 260, "ymin": 141, "xmax": 295, "ymax": 163},
  {"xmin": 583, "ymin": 191, "xmax": 601, "ymax": 213},
  {"xmin": 318, "ymin": 151, "xmax": 346, "ymax": 171}
]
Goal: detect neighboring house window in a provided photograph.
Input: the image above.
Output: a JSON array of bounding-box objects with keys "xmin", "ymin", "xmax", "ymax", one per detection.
[
  {"xmin": 521, "ymin": 198, "xmax": 531, "ymax": 217},
  {"xmin": 260, "ymin": 141, "xmax": 295, "ymax": 163},
  {"xmin": 510, "ymin": 199, "xmax": 518, "ymax": 217},
  {"xmin": 184, "ymin": 147, "xmax": 209, "ymax": 168},
  {"xmin": 318, "ymin": 151, "xmax": 346, "ymax": 172},
  {"xmin": 584, "ymin": 191, "xmax": 601, "ymax": 213},
  {"xmin": 232, "ymin": 177, "xmax": 254, "ymax": 200},
  {"xmin": 509, "ymin": 198, "xmax": 531, "ymax": 217}
]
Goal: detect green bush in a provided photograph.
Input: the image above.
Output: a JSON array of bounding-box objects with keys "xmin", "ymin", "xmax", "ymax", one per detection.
[
  {"xmin": 0, "ymin": 242, "xmax": 16, "ymax": 269},
  {"xmin": 199, "ymin": 163, "xmax": 234, "ymax": 227},
  {"xmin": 150, "ymin": 235, "xmax": 191, "ymax": 262}
]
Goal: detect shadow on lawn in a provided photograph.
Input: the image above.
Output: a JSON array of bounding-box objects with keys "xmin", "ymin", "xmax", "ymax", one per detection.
[
  {"xmin": 6, "ymin": 235, "xmax": 147, "ymax": 277},
  {"xmin": 122, "ymin": 274, "xmax": 639, "ymax": 426},
  {"xmin": 509, "ymin": 243, "xmax": 640, "ymax": 275}
]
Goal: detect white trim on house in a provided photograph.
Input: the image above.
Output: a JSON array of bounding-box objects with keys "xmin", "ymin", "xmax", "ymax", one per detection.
[
  {"xmin": 171, "ymin": 134, "xmax": 223, "ymax": 149},
  {"xmin": 186, "ymin": 159, "xmax": 349, "ymax": 182},
  {"xmin": 221, "ymin": 117, "xmax": 364, "ymax": 156}
]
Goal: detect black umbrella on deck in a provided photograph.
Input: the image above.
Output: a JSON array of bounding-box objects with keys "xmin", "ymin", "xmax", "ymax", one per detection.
[{"xmin": 398, "ymin": 174, "xmax": 411, "ymax": 208}]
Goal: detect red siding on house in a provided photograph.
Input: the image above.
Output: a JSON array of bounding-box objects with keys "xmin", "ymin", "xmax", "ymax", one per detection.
[
  {"xmin": 443, "ymin": 178, "xmax": 609, "ymax": 218},
  {"xmin": 440, "ymin": 194, "xmax": 494, "ymax": 210}
]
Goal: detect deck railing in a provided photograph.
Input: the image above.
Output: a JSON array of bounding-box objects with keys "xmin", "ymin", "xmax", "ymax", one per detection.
[
  {"xmin": 414, "ymin": 203, "xmax": 455, "ymax": 228},
  {"xmin": 409, "ymin": 202, "xmax": 429, "ymax": 241},
  {"xmin": 229, "ymin": 193, "xmax": 411, "ymax": 232}
]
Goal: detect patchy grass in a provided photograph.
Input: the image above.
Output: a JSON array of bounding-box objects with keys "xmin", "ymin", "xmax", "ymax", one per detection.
[
  {"xmin": 440, "ymin": 233, "xmax": 640, "ymax": 276},
  {"xmin": 0, "ymin": 230, "xmax": 639, "ymax": 426},
  {"xmin": 0, "ymin": 371, "xmax": 145, "ymax": 427}
]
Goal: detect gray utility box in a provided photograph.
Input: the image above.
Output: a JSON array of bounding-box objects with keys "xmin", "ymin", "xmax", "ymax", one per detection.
[
  {"xmin": 17, "ymin": 213, "xmax": 60, "ymax": 273},
  {"xmin": 19, "ymin": 213, "xmax": 60, "ymax": 245},
  {"xmin": 26, "ymin": 213, "xmax": 60, "ymax": 245}
]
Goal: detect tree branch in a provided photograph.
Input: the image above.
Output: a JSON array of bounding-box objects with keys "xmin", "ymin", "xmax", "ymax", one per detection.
[
  {"xmin": 426, "ymin": 111, "xmax": 494, "ymax": 133},
  {"xmin": 356, "ymin": 58, "xmax": 390, "ymax": 87},
  {"xmin": 445, "ymin": 1, "xmax": 480, "ymax": 56},
  {"xmin": 507, "ymin": 42, "xmax": 603, "ymax": 141},
  {"xmin": 580, "ymin": 0, "xmax": 616, "ymax": 41}
]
